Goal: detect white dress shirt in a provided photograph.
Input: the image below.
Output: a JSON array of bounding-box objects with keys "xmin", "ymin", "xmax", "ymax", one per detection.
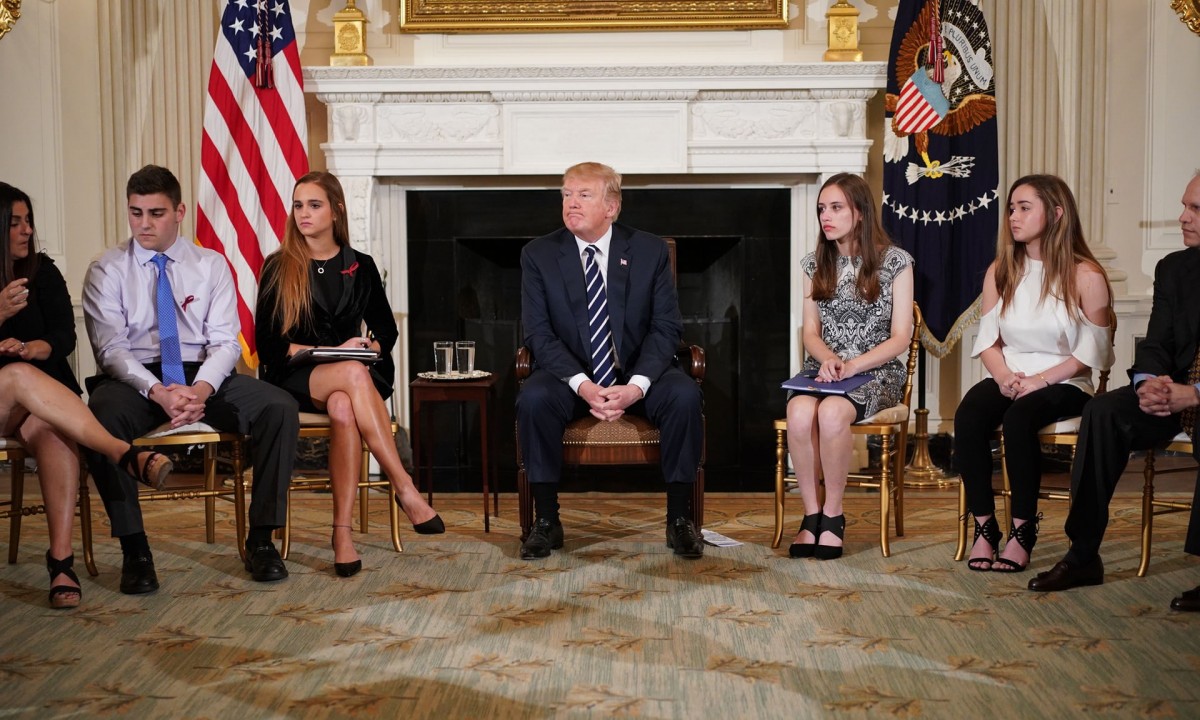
[
  {"xmin": 83, "ymin": 237, "xmax": 241, "ymax": 396},
  {"xmin": 567, "ymin": 227, "xmax": 651, "ymax": 397}
]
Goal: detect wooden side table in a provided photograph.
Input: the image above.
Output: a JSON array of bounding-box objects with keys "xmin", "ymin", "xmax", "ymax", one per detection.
[{"xmin": 410, "ymin": 374, "xmax": 500, "ymax": 531}]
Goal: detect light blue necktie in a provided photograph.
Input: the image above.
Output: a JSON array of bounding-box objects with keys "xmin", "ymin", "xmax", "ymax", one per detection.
[
  {"xmin": 584, "ymin": 246, "xmax": 616, "ymax": 387},
  {"xmin": 151, "ymin": 253, "xmax": 186, "ymax": 387}
]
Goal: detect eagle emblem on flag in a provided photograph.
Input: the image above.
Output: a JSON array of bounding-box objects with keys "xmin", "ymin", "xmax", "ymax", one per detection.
[{"xmin": 884, "ymin": 0, "xmax": 996, "ymax": 185}]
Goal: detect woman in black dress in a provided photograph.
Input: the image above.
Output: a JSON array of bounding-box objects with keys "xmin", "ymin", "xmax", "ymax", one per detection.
[
  {"xmin": 257, "ymin": 172, "xmax": 443, "ymax": 578},
  {"xmin": 0, "ymin": 183, "xmax": 171, "ymax": 607}
]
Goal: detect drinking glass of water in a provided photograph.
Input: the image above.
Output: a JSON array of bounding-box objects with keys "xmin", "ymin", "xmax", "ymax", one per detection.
[
  {"xmin": 455, "ymin": 340, "xmax": 475, "ymax": 375},
  {"xmin": 433, "ymin": 341, "xmax": 454, "ymax": 375}
]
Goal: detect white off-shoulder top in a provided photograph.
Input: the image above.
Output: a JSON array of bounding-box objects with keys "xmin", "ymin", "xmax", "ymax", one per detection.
[{"xmin": 971, "ymin": 259, "xmax": 1114, "ymax": 395}]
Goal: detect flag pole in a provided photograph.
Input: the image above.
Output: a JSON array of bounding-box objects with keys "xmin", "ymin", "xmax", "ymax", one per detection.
[{"xmin": 904, "ymin": 316, "xmax": 957, "ymax": 488}]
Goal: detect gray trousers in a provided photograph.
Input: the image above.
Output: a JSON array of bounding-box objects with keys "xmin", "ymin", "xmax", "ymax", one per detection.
[{"xmin": 85, "ymin": 369, "xmax": 299, "ymax": 538}]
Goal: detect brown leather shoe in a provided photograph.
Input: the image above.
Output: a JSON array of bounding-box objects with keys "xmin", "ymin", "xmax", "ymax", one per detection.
[
  {"xmin": 1027, "ymin": 556, "xmax": 1104, "ymax": 592},
  {"xmin": 1170, "ymin": 585, "xmax": 1200, "ymax": 612}
]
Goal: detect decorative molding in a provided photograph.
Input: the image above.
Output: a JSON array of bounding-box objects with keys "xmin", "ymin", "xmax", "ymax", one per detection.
[
  {"xmin": 691, "ymin": 103, "xmax": 817, "ymax": 140},
  {"xmin": 305, "ymin": 63, "xmax": 888, "ymax": 84},
  {"xmin": 492, "ymin": 90, "xmax": 697, "ymax": 102},
  {"xmin": 376, "ymin": 105, "xmax": 500, "ymax": 143}
]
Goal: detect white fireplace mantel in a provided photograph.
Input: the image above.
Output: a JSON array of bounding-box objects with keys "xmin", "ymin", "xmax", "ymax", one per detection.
[
  {"xmin": 305, "ymin": 63, "xmax": 887, "ymax": 178},
  {"xmin": 305, "ymin": 63, "xmax": 887, "ymax": 423}
]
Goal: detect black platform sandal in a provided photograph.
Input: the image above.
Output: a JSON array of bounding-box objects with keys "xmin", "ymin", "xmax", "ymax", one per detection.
[
  {"xmin": 993, "ymin": 513, "xmax": 1041, "ymax": 573},
  {"xmin": 119, "ymin": 447, "xmax": 173, "ymax": 490},
  {"xmin": 46, "ymin": 551, "xmax": 81, "ymax": 609},
  {"xmin": 814, "ymin": 513, "xmax": 846, "ymax": 561},
  {"xmin": 788, "ymin": 513, "xmax": 822, "ymax": 558},
  {"xmin": 967, "ymin": 515, "xmax": 1003, "ymax": 572}
]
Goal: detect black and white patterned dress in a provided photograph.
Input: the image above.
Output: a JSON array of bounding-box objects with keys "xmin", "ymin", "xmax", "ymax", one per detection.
[{"xmin": 795, "ymin": 245, "xmax": 914, "ymax": 420}]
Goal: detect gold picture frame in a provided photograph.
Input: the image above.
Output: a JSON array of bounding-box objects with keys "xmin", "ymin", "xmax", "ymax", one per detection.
[
  {"xmin": 1172, "ymin": 0, "xmax": 1200, "ymax": 36},
  {"xmin": 399, "ymin": 0, "xmax": 789, "ymax": 34}
]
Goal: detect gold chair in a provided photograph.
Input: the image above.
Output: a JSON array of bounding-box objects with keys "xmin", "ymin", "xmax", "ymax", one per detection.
[
  {"xmin": 514, "ymin": 238, "xmax": 705, "ymax": 539},
  {"xmin": 772, "ymin": 303, "xmax": 922, "ymax": 557},
  {"xmin": 953, "ymin": 309, "xmax": 1115, "ymax": 561},
  {"xmin": 78, "ymin": 422, "xmax": 249, "ymax": 562},
  {"xmin": 2, "ymin": 436, "xmax": 98, "ymax": 576},
  {"xmin": 278, "ymin": 412, "xmax": 402, "ymax": 559},
  {"xmin": 1138, "ymin": 433, "xmax": 1195, "ymax": 577}
]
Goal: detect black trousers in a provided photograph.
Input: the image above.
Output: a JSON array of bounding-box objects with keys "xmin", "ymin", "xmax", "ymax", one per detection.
[
  {"xmin": 516, "ymin": 366, "xmax": 703, "ymax": 486},
  {"xmin": 85, "ymin": 367, "xmax": 299, "ymax": 538},
  {"xmin": 954, "ymin": 378, "xmax": 1091, "ymax": 520},
  {"xmin": 1063, "ymin": 384, "xmax": 1200, "ymax": 563}
]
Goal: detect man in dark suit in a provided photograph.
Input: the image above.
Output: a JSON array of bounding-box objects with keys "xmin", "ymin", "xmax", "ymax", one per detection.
[
  {"xmin": 517, "ymin": 162, "xmax": 704, "ymax": 560},
  {"xmin": 1029, "ymin": 172, "xmax": 1200, "ymax": 609}
]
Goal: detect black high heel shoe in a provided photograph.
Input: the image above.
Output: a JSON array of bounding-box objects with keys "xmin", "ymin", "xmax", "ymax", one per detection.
[
  {"xmin": 814, "ymin": 513, "xmax": 846, "ymax": 561},
  {"xmin": 967, "ymin": 515, "xmax": 1003, "ymax": 572},
  {"xmin": 46, "ymin": 551, "xmax": 81, "ymax": 609},
  {"xmin": 788, "ymin": 513, "xmax": 822, "ymax": 558},
  {"xmin": 395, "ymin": 494, "xmax": 445, "ymax": 534},
  {"xmin": 992, "ymin": 513, "xmax": 1041, "ymax": 573},
  {"xmin": 331, "ymin": 525, "xmax": 362, "ymax": 578}
]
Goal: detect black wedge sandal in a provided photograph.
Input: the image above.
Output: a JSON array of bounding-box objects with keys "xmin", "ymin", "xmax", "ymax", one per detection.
[
  {"xmin": 788, "ymin": 513, "xmax": 822, "ymax": 558},
  {"xmin": 119, "ymin": 447, "xmax": 173, "ymax": 490},
  {"xmin": 814, "ymin": 513, "xmax": 846, "ymax": 561},
  {"xmin": 967, "ymin": 515, "xmax": 1002, "ymax": 572},
  {"xmin": 46, "ymin": 551, "xmax": 81, "ymax": 609},
  {"xmin": 993, "ymin": 513, "xmax": 1041, "ymax": 573}
]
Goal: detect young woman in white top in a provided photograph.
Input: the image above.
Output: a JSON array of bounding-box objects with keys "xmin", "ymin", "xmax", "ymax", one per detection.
[{"xmin": 955, "ymin": 174, "xmax": 1113, "ymax": 572}]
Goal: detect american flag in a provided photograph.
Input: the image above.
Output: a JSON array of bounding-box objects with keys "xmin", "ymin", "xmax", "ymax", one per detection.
[{"xmin": 197, "ymin": 0, "xmax": 308, "ymax": 367}]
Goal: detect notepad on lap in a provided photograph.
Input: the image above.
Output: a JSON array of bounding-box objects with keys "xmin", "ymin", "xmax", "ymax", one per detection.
[
  {"xmin": 287, "ymin": 347, "xmax": 380, "ymax": 366},
  {"xmin": 781, "ymin": 371, "xmax": 871, "ymax": 395}
]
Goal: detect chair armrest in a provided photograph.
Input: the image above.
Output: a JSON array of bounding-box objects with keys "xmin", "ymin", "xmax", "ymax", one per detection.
[
  {"xmin": 677, "ymin": 344, "xmax": 705, "ymax": 382},
  {"xmin": 515, "ymin": 346, "xmax": 532, "ymax": 381}
]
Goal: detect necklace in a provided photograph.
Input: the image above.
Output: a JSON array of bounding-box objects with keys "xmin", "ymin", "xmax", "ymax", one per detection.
[{"xmin": 314, "ymin": 256, "xmax": 334, "ymax": 274}]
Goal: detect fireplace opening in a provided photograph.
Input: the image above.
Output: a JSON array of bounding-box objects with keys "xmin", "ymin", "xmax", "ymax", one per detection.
[{"xmin": 406, "ymin": 187, "xmax": 791, "ymax": 493}]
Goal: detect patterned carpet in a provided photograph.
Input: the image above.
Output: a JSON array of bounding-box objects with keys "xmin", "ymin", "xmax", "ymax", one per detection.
[{"xmin": 3, "ymin": 487, "xmax": 1200, "ymax": 719}]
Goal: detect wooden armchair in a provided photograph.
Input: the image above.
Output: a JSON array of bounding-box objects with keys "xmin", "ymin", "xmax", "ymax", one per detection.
[
  {"xmin": 772, "ymin": 303, "xmax": 922, "ymax": 557},
  {"xmin": 1138, "ymin": 434, "xmax": 1195, "ymax": 577}
]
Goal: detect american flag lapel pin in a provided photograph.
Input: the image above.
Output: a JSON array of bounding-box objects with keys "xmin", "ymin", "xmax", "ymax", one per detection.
[{"xmin": 619, "ymin": 257, "xmax": 628, "ymax": 267}]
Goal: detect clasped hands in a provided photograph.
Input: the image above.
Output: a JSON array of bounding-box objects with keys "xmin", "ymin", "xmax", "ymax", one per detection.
[
  {"xmin": 150, "ymin": 381, "xmax": 215, "ymax": 428},
  {"xmin": 1137, "ymin": 375, "xmax": 1200, "ymax": 417},
  {"xmin": 815, "ymin": 356, "xmax": 860, "ymax": 383},
  {"xmin": 580, "ymin": 381, "xmax": 643, "ymax": 422},
  {"xmin": 999, "ymin": 372, "xmax": 1048, "ymax": 400}
]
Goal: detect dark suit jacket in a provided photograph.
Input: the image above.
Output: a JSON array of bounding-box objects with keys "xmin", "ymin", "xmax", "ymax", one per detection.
[
  {"xmin": 1131, "ymin": 246, "xmax": 1200, "ymax": 382},
  {"xmin": 256, "ymin": 246, "xmax": 398, "ymax": 397},
  {"xmin": 520, "ymin": 223, "xmax": 683, "ymax": 385},
  {"xmin": 0, "ymin": 254, "xmax": 81, "ymax": 395}
]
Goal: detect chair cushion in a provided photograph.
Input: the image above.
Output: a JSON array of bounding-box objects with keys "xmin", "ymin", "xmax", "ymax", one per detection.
[
  {"xmin": 858, "ymin": 403, "xmax": 909, "ymax": 425},
  {"xmin": 1039, "ymin": 417, "xmax": 1081, "ymax": 434},
  {"xmin": 563, "ymin": 415, "xmax": 660, "ymax": 445},
  {"xmin": 1171, "ymin": 431, "xmax": 1192, "ymax": 443},
  {"xmin": 0, "ymin": 436, "xmax": 24, "ymax": 451},
  {"xmin": 140, "ymin": 421, "xmax": 222, "ymax": 439},
  {"xmin": 298, "ymin": 412, "xmax": 332, "ymax": 427}
]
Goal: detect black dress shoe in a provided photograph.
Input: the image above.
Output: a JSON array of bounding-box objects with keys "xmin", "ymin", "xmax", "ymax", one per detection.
[
  {"xmin": 244, "ymin": 543, "xmax": 288, "ymax": 582},
  {"xmin": 666, "ymin": 517, "xmax": 704, "ymax": 559},
  {"xmin": 520, "ymin": 518, "xmax": 563, "ymax": 560},
  {"xmin": 1027, "ymin": 556, "xmax": 1104, "ymax": 592},
  {"xmin": 120, "ymin": 552, "xmax": 159, "ymax": 595},
  {"xmin": 1170, "ymin": 585, "xmax": 1200, "ymax": 612}
]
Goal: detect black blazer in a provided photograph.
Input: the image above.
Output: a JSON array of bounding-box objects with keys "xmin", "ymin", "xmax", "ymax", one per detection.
[
  {"xmin": 1131, "ymin": 246, "xmax": 1200, "ymax": 382},
  {"xmin": 0, "ymin": 254, "xmax": 81, "ymax": 395},
  {"xmin": 256, "ymin": 246, "xmax": 398, "ymax": 397},
  {"xmin": 520, "ymin": 222, "xmax": 683, "ymax": 384}
]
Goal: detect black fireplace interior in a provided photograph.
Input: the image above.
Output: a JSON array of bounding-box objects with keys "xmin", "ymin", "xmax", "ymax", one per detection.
[{"xmin": 406, "ymin": 188, "xmax": 791, "ymax": 493}]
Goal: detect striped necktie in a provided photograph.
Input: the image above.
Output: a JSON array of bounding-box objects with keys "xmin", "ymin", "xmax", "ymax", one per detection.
[
  {"xmin": 1181, "ymin": 346, "xmax": 1200, "ymax": 439},
  {"xmin": 152, "ymin": 253, "xmax": 187, "ymax": 387},
  {"xmin": 584, "ymin": 246, "xmax": 616, "ymax": 387}
]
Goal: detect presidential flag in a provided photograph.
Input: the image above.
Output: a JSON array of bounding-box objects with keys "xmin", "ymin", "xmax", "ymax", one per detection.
[
  {"xmin": 197, "ymin": 0, "xmax": 308, "ymax": 367},
  {"xmin": 883, "ymin": 0, "xmax": 998, "ymax": 356}
]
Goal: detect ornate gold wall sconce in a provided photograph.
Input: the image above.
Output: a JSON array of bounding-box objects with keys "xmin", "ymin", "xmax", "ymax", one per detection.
[{"xmin": 0, "ymin": 0, "xmax": 23, "ymax": 43}]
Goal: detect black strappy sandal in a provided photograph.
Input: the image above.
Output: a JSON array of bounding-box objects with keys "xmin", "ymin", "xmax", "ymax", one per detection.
[
  {"xmin": 46, "ymin": 551, "xmax": 81, "ymax": 609},
  {"xmin": 788, "ymin": 513, "xmax": 822, "ymax": 558},
  {"xmin": 993, "ymin": 513, "xmax": 1041, "ymax": 573},
  {"xmin": 119, "ymin": 447, "xmax": 173, "ymax": 490},
  {"xmin": 814, "ymin": 513, "xmax": 846, "ymax": 561},
  {"xmin": 968, "ymin": 515, "xmax": 1003, "ymax": 572}
]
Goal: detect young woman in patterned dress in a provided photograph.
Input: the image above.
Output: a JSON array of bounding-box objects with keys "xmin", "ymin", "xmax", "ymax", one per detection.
[{"xmin": 785, "ymin": 173, "xmax": 914, "ymax": 560}]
